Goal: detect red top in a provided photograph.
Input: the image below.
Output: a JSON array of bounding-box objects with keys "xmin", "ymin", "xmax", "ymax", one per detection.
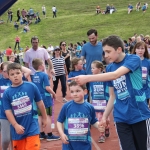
[
  {"xmin": 15, "ymin": 37, "xmax": 20, "ymax": 42},
  {"xmin": 6, "ymin": 48, "xmax": 12, "ymax": 56}
]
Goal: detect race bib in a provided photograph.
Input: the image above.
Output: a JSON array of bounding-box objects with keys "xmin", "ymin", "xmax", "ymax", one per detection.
[
  {"xmin": 11, "ymin": 96, "xmax": 32, "ymax": 116},
  {"xmin": 68, "ymin": 118, "xmax": 88, "ymax": 136},
  {"xmin": 92, "ymin": 100, "xmax": 106, "ymax": 110},
  {"xmin": 0, "ymin": 86, "xmax": 9, "ymax": 98}
]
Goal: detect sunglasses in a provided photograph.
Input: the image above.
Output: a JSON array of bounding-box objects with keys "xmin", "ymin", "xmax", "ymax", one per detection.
[
  {"xmin": 61, "ymin": 44, "xmax": 66, "ymax": 46},
  {"xmin": 55, "ymin": 49, "xmax": 60, "ymax": 51}
]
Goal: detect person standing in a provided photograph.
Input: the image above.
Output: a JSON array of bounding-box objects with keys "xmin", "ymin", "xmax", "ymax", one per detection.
[
  {"xmin": 6, "ymin": 46, "xmax": 13, "ymax": 61},
  {"xmin": 23, "ymin": 36, "xmax": 54, "ymax": 76},
  {"xmin": 17, "ymin": 8, "xmax": 20, "ymax": 22},
  {"xmin": 81, "ymin": 29, "xmax": 103, "ymax": 75},
  {"xmin": 14, "ymin": 35, "xmax": 20, "ymax": 50},
  {"xmin": 42, "ymin": 5, "xmax": 46, "ymax": 18},
  {"xmin": 52, "ymin": 6, "xmax": 57, "ymax": 18}
]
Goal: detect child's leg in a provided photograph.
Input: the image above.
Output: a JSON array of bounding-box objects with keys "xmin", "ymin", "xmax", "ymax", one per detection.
[
  {"xmin": 0, "ymin": 119, "xmax": 11, "ymax": 150},
  {"xmin": 13, "ymin": 139, "xmax": 26, "ymax": 150},
  {"xmin": 44, "ymin": 115, "xmax": 52, "ymax": 134}
]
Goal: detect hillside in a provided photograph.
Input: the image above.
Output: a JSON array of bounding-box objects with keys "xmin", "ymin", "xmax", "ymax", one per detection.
[{"xmin": 0, "ymin": 0, "xmax": 149, "ymax": 51}]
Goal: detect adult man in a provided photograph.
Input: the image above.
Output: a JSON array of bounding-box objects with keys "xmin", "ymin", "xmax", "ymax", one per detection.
[
  {"xmin": 6, "ymin": 46, "xmax": 13, "ymax": 61},
  {"xmin": 52, "ymin": 6, "xmax": 57, "ymax": 18},
  {"xmin": 81, "ymin": 29, "xmax": 103, "ymax": 75},
  {"xmin": 23, "ymin": 36, "xmax": 54, "ymax": 76}
]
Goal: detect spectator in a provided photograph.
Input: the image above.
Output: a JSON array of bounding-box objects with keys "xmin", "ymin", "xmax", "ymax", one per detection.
[
  {"xmin": 145, "ymin": 3, "xmax": 148, "ymax": 9},
  {"xmin": 6, "ymin": 46, "xmax": 13, "ymax": 61},
  {"xmin": 128, "ymin": 4, "xmax": 133, "ymax": 14},
  {"xmin": 142, "ymin": 3, "xmax": 147, "ymax": 13},
  {"xmin": 47, "ymin": 44, "xmax": 54, "ymax": 57},
  {"xmin": 42, "ymin": 5, "xmax": 46, "ymax": 18},
  {"xmin": 21, "ymin": 9, "xmax": 27, "ymax": 18},
  {"xmin": 136, "ymin": 36, "xmax": 142, "ymax": 42},
  {"xmin": 52, "ymin": 6, "xmax": 57, "ymax": 18},
  {"xmin": 23, "ymin": 36, "xmax": 54, "ymax": 76},
  {"xmin": 123, "ymin": 40, "xmax": 129, "ymax": 54},
  {"xmin": 128, "ymin": 37, "xmax": 134, "ymax": 53},
  {"xmin": 110, "ymin": 4, "xmax": 116, "ymax": 14},
  {"xmin": 68, "ymin": 43, "xmax": 75, "ymax": 59},
  {"xmin": 96, "ymin": 6, "xmax": 100, "ymax": 14},
  {"xmin": 16, "ymin": 8, "xmax": 20, "ymax": 22},
  {"xmin": 51, "ymin": 46, "xmax": 68, "ymax": 103},
  {"xmin": 14, "ymin": 21, "xmax": 19, "ymax": 30},
  {"xmin": 14, "ymin": 35, "xmax": 20, "ymax": 50},
  {"xmin": 60, "ymin": 41, "xmax": 70, "ymax": 75},
  {"xmin": 105, "ymin": 4, "xmax": 110, "ymax": 14},
  {"xmin": 35, "ymin": 16, "xmax": 41, "ymax": 24},
  {"xmin": 7, "ymin": 9, "xmax": 11, "ymax": 23},
  {"xmin": 23, "ymin": 24, "xmax": 30, "ymax": 32},
  {"xmin": 136, "ymin": 2, "xmax": 141, "ymax": 11}
]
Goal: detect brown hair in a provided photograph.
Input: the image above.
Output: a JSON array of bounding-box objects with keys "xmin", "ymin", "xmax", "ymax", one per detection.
[
  {"xmin": 68, "ymin": 80, "xmax": 87, "ymax": 90},
  {"xmin": 1, "ymin": 61, "xmax": 11, "ymax": 71},
  {"xmin": 32, "ymin": 58, "xmax": 43, "ymax": 70},
  {"xmin": 92, "ymin": 60, "xmax": 104, "ymax": 71},
  {"xmin": 132, "ymin": 41, "xmax": 149, "ymax": 59},
  {"xmin": 70, "ymin": 57, "xmax": 82, "ymax": 71},
  {"xmin": 7, "ymin": 63, "xmax": 22, "ymax": 74}
]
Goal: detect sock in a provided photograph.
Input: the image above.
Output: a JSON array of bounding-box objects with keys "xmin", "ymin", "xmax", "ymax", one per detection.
[
  {"xmin": 48, "ymin": 132, "xmax": 52, "ymax": 136},
  {"xmin": 40, "ymin": 132, "xmax": 45, "ymax": 136}
]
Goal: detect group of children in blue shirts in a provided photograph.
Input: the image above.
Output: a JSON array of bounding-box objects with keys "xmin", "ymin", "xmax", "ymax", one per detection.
[{"xmin": 1, "ymin": 35, "xmax": 150, "ymax": 150}]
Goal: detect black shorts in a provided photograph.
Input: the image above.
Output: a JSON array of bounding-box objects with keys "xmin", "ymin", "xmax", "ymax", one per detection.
[{"xmin": 116, "ymin": 118, "xmax": 150, "ymax": 150}]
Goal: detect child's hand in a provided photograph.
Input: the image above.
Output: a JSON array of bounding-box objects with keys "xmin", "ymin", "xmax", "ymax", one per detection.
[
  {"xmin": 100, "ymin": 117, "xmax": 109, "ymax": 127},
  {"xmin": 60, "ymin": 133, "xmax": 69, "ymax": 144},
  {"xmin": 42, "ymin": 118, "xmax": 47, "ymax": 128},
  {"xmin": 14, "ymin": 124, "xmax": 25, "ymax": 134},
  {"xmin": 52, "ymin": 93, "xmax": 56, "ymax": 100}
]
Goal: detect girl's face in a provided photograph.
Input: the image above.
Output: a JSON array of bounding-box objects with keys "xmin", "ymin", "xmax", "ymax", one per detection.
[
  {"xmin": 135, "ymin": 45, "xmax": 145, "ymax": 58},
  {"xmin": 61, "ymin": 42, "xmax": 66, "ymax": 50},
  {"xmin": 75, "ymin": 60, "xmax": 83, "ymax": 70},
  {"xmin": 91, "ymin": 63, "xmax": 101, "ymax": 74},
  {"xmin": 54, "ymin": 49, "xmax": 61, "ymax": 55},
  {"xmin": 2, "ymin": 65, "xmax": 9, "ymax": 79}
]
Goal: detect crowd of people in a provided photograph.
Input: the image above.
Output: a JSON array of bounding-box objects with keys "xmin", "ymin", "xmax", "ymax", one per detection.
[{"xmin": 0, "ymin": 28, "xmax": 150, "ymax": 150}]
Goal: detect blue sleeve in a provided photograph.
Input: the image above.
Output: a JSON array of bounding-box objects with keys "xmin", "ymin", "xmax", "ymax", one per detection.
[
  {"xmin": 43, "ymin": 74, "xmax": 50, "ymax": 87},
  {"xmin": 81, "ymin": 45, "xmax": 86, "ymax": 57},
  {"xmin": 90, "ymin": 105, "xmax": 98, "ymax": 125},
  {"xmin": 68, "ymin": 72, "xmax": 73, "ymax": 82},
  {"xmin": 33, "ymin": 84, "xmax": 42, "ymax": 102},
  {"xmin": 57, "ymin": 104, "xmax": 67, "ymax": 123},
  {"xmin": 3, "ymin": 89, "xmax": 12, "ymax": 111},
  {"xmin": 106, "ymin": 65, "xmax": 113, "ymax": 87},
  {"xmin": 123, "ymin": 55, "xmax": 141, "ymax": 72}
]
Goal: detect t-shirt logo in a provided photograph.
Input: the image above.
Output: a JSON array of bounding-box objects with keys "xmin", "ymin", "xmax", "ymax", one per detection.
[
  {"xmin": 113, "ymin": 75, "xmax": 130, "ymax": 100},
  {"xmin": 0, "ymin": 86, "xmax": 9, "ymax": 98}
]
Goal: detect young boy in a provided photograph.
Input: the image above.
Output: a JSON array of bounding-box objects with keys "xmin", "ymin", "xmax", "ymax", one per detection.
[
  {"xmin": 2, "ymin": 63, "xmax": 47, "ymax": 150},
  {"xmin": 32, "ymin": 58, "xmax": 60, "ymax": 141},
  {"xmin": 69, "ymin": 35, "xmax": 150, "ymax": 150},
  {"xmin": 57, "ymin": 80, "xmax": 101, "ymax": 150}
]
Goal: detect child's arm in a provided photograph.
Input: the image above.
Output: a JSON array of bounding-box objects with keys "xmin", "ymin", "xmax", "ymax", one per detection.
[
  {"xmin": 45, "ymin": 86, "xmax": 56, "ymax": 100},
  {"xmin": 69, "ymin": 66, "xmax": 130, "ymax": 85},
  {"xmin": 5, "ymin": 110, "xmax": 25, "ymax": 134},
  {"xmin": 21, "ymin": 66, "xmax": 31, "ymax": 81},
  {"xmin": 36, "ymin": 100, "xmax": 47, "ymax": 128},
  {"xmin": 100, "ymin": 87, "xmax": 115, "ymax": 127},
  {"xmin": 57, "ymin": 121, "xmax": 69, "ymax": 144}
]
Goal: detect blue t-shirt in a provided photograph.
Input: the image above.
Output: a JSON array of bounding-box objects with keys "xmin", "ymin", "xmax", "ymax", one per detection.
[
  {"xmin": 0, "ymin": 78, "xmax": 11, "ymax": 119},
  {"xmin": 142, "ymin": 5, "xmax": 146, "ymax": 11},
  {"xmin": 141, "ymin": 58, "xmax": 150, "ymax": 99},
  {"xmin": 106, "ymin": 54, "xmax": 150, "ymax": 124},
  {"xmin": 31, "ymin": 71, "xmax": 52, "ymax": 108},
  {"xmin": 89, "ymin": 81, "xmax": 108, "ymax": 112},
  {"xmin": 57, "ymin": 100, "xmax": 97, "ymax": 150},
  {"xmin": 82, "ymin": 42, "xmax": 103, "ymax": 74},
  {"xmin": 3, "ymin": 81, "xmax": 41, "ymax": 140}
]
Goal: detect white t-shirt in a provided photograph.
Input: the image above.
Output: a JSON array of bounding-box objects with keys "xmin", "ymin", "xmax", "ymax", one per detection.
[
  {"xmin": 47, "ymin": 46, "xmax": 54, "ymax": 52},
  {"xmin": 52, "ymin": 7, "xmax": 56, "ymax": 12},
  {"xmin": 42, "ymin": 6, "xmax": 46, "ymax": 12}
]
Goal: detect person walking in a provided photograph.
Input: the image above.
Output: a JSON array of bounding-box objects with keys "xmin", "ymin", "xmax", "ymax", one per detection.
[{"xmin": 52, "ymin": 6, "xmax": 57, "ymax": 18}]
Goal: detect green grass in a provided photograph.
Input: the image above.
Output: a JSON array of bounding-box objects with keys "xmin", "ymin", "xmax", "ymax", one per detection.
[{"xmin": 0, "ymin": 0, "xmax": 149, "ymax": 51}]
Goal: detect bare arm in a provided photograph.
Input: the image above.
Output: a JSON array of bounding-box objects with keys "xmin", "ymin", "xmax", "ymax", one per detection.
[
  {"xmin": 69, "ymin": 66, "xmax": 130, "ymax": 85},
  {"xmin": 45, "ymin": 86, "xmax": 56, "ymax": 99},
  {"xmin": 57, "ymin": 121, "xmax": 69, "ymax": 144},
  {"xmin": 81, "ymin": 56, "xmax": 85, "ymax": 63},
  {"xmin": 21, "ymin": 66, "xmax": 31, "ymax": 80},
  {"xmin": 64, "ymin": 64, "xmax": 68, "ymax": 75},
  {"xmin": 46, "ymin": 59, "xmax": 55, "ymax": 75},
  {"xmin": 36, "ymin": 100, "xmax": 47, "ymax": 127},
  {"xmin": 24, "ymin": 62, "xmax": 29, "ymax": 68}
]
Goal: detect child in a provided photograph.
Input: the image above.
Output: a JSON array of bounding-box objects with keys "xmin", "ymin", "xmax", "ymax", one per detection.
[
  {"xmin": 132, "ymin": 41, "xmax": 150, "ymax": 107},
  {"xmin": 69, "ymin": 35, "xmax": 150, "ymax": 150},
  {"xmin": 2, "ymin": 63, "xmax": 47, "ymax": 150},
  {"xmin": 57, "ymin": 80, "xmax": 101, "ymax": 150},
  {"xmin": 89, "ymin": 60, "xmax": 109, "ymax": 143},
  {"xmin": 142, "ymin": 3, "xmax": 147, "ymax": 13},
  {"xmin": 31, "ymin": 58, "xmax": 60, "ymax": 141}
]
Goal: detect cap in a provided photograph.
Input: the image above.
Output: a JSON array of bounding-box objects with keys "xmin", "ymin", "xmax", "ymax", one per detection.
[{"xmin": 54, "ymin": 46, "xmax": 60, "ymax": 50}]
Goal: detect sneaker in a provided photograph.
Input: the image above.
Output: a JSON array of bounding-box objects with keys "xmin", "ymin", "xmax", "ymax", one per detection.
[
  {"xmin": 46, "ymin": 134, "xmax": 61, "ymax": 141},
  {"xmin": 63, "ymin": 98, "xmax": 68, "ymax": 103},
  {"xmin": 98, "ymin": 135, "xmax": 105, "ymax": 143},
  {"xmin": 39, "ymin": 134, "xmax": 47, "ymax": 140},
  {"xmin": 105, "ymin": 128, "xmax": 110, "ymax": 138}
]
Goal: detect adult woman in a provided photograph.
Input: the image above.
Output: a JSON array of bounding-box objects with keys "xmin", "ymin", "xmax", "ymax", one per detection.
[
  {"xmin": 60, "ymin": 41, "xmax": 70, "ymax": 75},
  {"xmin": 51, "ymin": 46, "xmax": 68, "ymax": 102}
]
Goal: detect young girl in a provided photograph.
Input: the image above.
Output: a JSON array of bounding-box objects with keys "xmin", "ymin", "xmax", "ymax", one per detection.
[
  {"xmin": 68, "ymin": 57, "xmax": 87, "ymax": 101},
  {"xmin": 89, "ymin": 60, "xmax": 109, "ymax": 143},
  {"xmin": 132, "ymin": 41, "xmax": 150, "ymax": 106}
]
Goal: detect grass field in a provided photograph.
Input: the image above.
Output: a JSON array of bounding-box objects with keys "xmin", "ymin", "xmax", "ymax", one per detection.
[{"xmin": 0, "ymin": 0, "xmax": 149, "ymax": 51}]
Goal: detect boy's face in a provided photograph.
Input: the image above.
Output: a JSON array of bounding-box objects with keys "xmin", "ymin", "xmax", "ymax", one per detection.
[
  {"xmin": 2, "ymin": 65, "xmax": 9, "ymax": 79},
  {"xmin": 69, "ymin": 85, "xmax": 87, "ymax": 103},
  {"xmin": 8, "ymin": 69, "xmax": 23, "ymax": 86},
  {"xmin": 103, "ymin": 45, "xmax": 121, "ymax": 63}
]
